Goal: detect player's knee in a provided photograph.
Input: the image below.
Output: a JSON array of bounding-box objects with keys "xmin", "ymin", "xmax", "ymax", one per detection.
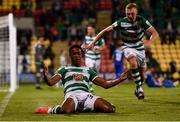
[
  {"xmin": 105, "ymin": 105, "xmax": 116, "ymax": 113},
  {"xmin": 128, "ymin": 56, "xmax": 138, "ymax": 68}
]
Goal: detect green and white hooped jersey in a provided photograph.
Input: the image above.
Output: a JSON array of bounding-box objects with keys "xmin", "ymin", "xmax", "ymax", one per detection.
[
  {"xmin": 55, "ymin": 66, "xmax": 98, "ymax": 95},
  {"xmin": 84, "ymin": 35, "xmax": 105, "ymax": 60},
  {"xmin": 112, "ymin": 15, "xmax": 152, "ymax": 51}
]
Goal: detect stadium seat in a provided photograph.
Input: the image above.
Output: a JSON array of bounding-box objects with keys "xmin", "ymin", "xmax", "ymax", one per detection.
[
  {"xmin": 153, "ymin": 53, "xmax": 158, "ymax": 59},
  {"xmin": 169, "ymin": 44, "xmax": 175, "ymax": 49},
  {"xmin": 107, "ymin": 59, "xmax": 113, "ymax": 64},
  {"xmin": 100, "ymin": 60, "xmax": 106, "ymax": 68},
  {"xmin": 165, "ymin": 58, "xmax": 172, "ymax": 64},
  {"xmin": 150, "ymin": 48, "xmax": 156, "ymax": 54},
  {"xmin": 157, "ymin": 49, "xmax": 163, "ymax": 54},
  {"xmin": 157, "ymin": 53, "xmax": 164, "ymax": 59},
  {"xmin": 171, "ymin": 53, "xmax": 178, "ymax": 59},
  {"xmin": 75, "ymin": 0, "xmax": 81, "ymax": 8},
  {"xmin": 107, "ymin": 64, "xmax": 114, "ymax": 73},
  {"xmin": 160, "ymin": 63, "xmax": 168, "ymax": 72},
  {"xmin": 162, "ymin": 44, "xmax": 168, "ymax": 50},
  {"xmin": 177, "ymin": 64, "xmax": 180, "ymax": 71},
  {"xmin": 155, "ymin": 44, "xmax": 162, "ymax": 49},
  {"xmin": 154, "ymin": 39, "xmax": 161, "ymax": 44},
  {"xmin": 159, "ymin": 59, "xmax": 166, "ymax": 64},
  {"xmin": 100, "ymin": 64, "xmax": 107, "ymax": 73},
  {"xmin": 162, "ymin": 48, "xmax": 170, "ymax": 54}
]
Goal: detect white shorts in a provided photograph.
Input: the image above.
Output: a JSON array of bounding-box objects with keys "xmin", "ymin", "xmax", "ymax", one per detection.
[
  {"xmin": 85, "ymin": 58, "xmax": 100, "ymax": 72},
  {"xmin": 63, "ymin": 92, "xmax": 100, "ymax": 112},
  {"xmin": 123, "ymin": 47, "xmax": 146, "ymax": 68}
]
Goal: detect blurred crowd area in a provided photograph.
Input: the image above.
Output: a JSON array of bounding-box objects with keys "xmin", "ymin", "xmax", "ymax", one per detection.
[{"xmin": 0, "ymin": 0, "xmax": 179, "ymax": 80}]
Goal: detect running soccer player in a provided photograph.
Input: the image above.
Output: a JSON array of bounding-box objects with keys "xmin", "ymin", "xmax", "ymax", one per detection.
[
  {"xmin": 81, "ymin": 24, "xmax": 105, "ymax": 92},
  {"xmin": 86, "ymin": 3, "xmax": 159, "ymax": 99},
  {"xmin": 35, "ymin": 45, "xmax": 127, "ymax": 114}
]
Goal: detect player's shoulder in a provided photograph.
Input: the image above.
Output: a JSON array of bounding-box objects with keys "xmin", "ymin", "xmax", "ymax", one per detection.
[
  {"xmin": 82, "ymin": 66, "xmax": 92, "ymax": 71},
  {"xmin": 82, "ymin": 66, "xmax": 94, "ymax": 73},
  {"xmin": 112, "ymin": 17, "xmax": 128, "ymax": 27},
  {"xmin": 85, "ymin": 35, "xmax": 91, "ymax": 39},
  {"xmin": 57, "ymin": 66, "xmax": 66, "ymax": 71},
  {"xmin": 55, "ymin": 66, "xmax": 67, "ymax": 75},
  {"xmin": 136, "ymin": 15, "xmax": 147, "ymax": 21}
]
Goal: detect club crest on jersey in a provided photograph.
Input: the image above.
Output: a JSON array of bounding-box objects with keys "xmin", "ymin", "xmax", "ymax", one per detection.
[{"xmin": 72, "ymin": 73, "xmax": 83, "ymax": 81}]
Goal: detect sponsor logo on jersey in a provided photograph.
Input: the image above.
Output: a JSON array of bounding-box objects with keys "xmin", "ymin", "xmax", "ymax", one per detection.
[
  {"xmin": 121, "ymin": 22, "xmax": 132, "ymax": 27},
  {"xmin": 72, "ymin": 73, "xmax": 83, "ymax": 81}
]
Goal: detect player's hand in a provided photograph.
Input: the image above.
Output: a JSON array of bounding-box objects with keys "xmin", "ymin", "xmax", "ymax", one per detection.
[
  {"xmin": 81, "ymin": 44, "xmax": 86, "ymax": 49},
  {"xmin": 119, "ymin": 70, "xmax": 128, "ymax": 82},
  {"xmin": 143, "ymin": 39, "xmax": 151, "ymax": 47},
  {"xmin": 92, "ymin": 47, "xmax": 100, "ymax": 53},
  {"xmin": 86, "ymin": 42, "xmax": 95, "ymax": 49}
]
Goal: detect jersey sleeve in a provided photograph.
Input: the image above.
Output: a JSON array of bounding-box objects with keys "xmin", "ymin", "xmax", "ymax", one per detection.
[
  {"xmin": 98, "ymin": 38, "xmax": 105, "ymax": 45},
  {"xmin": 112, "ymin": 19, "xmax": 121, "ymax": 29},
  {"xmin": 55, "ymin": 67, "xmax": 66, "ymax": 77},
  {"xmin": 88, "ymin": 68, "xmax": 98, "ymax": 81},
  {"xmin": 141, "ymin": 17, "xmax": 152, "ymax": 30}
]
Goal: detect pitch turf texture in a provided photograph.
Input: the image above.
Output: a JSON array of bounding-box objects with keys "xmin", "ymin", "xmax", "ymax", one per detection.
[{"xmin": 0, "ymin": 83, "xmax": 180, "ymax": 121}]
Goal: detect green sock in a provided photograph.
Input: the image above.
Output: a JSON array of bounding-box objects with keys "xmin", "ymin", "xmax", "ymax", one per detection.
[
  {"xmin": 49, "ymin": 105, "xmax": 62, "ymax": 114},
  {"xmin": 131, "ymin": 68, "xmax": 143, "ymax": 87}
]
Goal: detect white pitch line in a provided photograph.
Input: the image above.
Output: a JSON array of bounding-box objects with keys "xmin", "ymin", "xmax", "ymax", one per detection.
[{"xmin": 0, "ymin": 92, "xmax": 13, "ymax": 116}]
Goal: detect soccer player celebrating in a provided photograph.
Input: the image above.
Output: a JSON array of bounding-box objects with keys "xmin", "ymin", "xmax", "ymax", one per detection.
[
  {"xmin": 35, "ymin": 45, "xmax": 127, "ymax": 114},
  {"xmin": 81, "ymin": 24, "xmax": 105, "ymax": 92},
  {"xmin": 86, "ymin": 3, "xmax": 159, "ymax": 99}
]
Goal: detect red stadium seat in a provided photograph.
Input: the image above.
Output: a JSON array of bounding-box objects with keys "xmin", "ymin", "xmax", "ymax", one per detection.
[
  {"xmin": 107, "ymin": 64, "xmax": 114, "ymax": 73},
  {"xmin": 100, "ymin": 64, "xmax": 107, "ymax": 73}
]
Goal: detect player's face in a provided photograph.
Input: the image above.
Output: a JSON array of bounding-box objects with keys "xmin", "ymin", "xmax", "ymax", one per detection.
[
  {"xmin": 87, "ymin": 26, "xmax": 95, "ymax": 36},
  {"xmin": 126, "ymin": 8, "xmax": 138, "ymax": 22},
  {"xmin": 70, "ymin": 48, "xmax": 82, "ymax": 66},
  {"xmin": 117, "ymin": 40, "xmax": 123, "ymax": 46}
]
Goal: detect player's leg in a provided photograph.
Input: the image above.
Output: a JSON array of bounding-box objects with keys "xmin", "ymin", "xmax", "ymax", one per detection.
[
  {"xmin": 95, "ymin": 59, "xmax": 100, "ymax": 73},
  {"xmin": 35, "ymin": 63, "xmax": 41, "ymax": 89},
  {"xmin": 83, "ymin": 93, "xmax": 115, "ymax": 113},
  {"xmin": 124, "ymin": 48, "xmax": 144, "ymax": 99},
  {"xmin": 139, "ymin": 66, "xmax": 147, "ymax": 83},
  {"xmin": 35, "ymin": 98, "xmax": 76, "ymax": 114},
  {"xmin": 52, "ymin": 98, "xmax": 75, "ymax": 114},
  {"xmin": 127, "ymin": 55, "xmax": 144, "ymax": 99},
  {"xmin": 94, "ymin": 98, "xmax": 115, "ymax": 113}
]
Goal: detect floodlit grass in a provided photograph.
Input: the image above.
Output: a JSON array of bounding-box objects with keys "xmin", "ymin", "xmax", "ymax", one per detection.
[
  {"xmin": 0, "ymin": 92, "xmax": 7, "ymax": 101},
  {"xmin": 0, "ymin": 83, "xmax": 180, "ymax": 121}
]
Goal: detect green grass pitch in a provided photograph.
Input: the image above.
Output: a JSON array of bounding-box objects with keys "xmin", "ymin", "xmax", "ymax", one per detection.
[{"xmin": 0, "ymin": 83, "xmax": 180, "ymax": 121}]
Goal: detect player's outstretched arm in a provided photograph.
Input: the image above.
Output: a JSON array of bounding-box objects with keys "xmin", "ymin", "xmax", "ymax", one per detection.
[
  {"xmin": 87, "ymin": 25, "xmax": 113, "ymax": 49},
  {"xmin": 144, "ymin": 26, "xmax": 159, "ymax": 47},
  {"xmin": 93, "ymin": 70, "xmax": 128, "ymax": 89},
  {"xmin": 42, "ymin": 62, "xmax": 61, "ymax": 86}
]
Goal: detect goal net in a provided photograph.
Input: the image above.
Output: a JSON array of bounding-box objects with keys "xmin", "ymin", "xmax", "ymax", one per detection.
[{"xmin": 0, "ymin": 13, "xmax": 17, "ymax": 92}]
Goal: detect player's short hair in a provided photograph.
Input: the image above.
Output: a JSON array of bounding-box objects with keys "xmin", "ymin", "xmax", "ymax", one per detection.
[
  {"xmin": 69, "ymin": 45, "xmax": 84, "ymax": 56},
  {"xmin": 126, "ymin": 3, "xmax": 138, "ymax": 10},
  {"xmin": 87, "ymin": 23, "xmax": 96, "ymax": 29}
]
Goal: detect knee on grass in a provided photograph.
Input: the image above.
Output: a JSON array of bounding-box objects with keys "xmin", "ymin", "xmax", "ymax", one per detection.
[{"xmin": 103, "ymin": 104, "xmax": 116, "ymax": 113}]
